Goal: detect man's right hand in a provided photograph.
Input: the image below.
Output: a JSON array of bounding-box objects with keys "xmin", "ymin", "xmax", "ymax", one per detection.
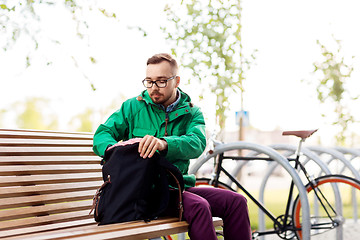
[{"xmin": 138, "ymin": 135, "xmax": 168, "ymax": 159}]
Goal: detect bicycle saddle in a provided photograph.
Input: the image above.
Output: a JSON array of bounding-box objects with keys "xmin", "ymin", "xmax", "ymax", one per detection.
[{"xmin": 282, "ymin": 129, "xmax": 318, "ymax": 139}]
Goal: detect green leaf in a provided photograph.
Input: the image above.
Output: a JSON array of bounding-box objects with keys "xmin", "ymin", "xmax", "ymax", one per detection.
[
  {"xmin": 89, "ymin": 56, "xmax": 97, "ymax": 64},
  {"xmin": 99, "ymin": 8, "xmax": 116, "ymax": 18}
]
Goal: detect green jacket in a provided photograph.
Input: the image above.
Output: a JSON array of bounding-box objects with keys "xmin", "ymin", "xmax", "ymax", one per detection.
[{"xmin": 93, "ymin": 89, "xmax": 206, "ymax": 188}]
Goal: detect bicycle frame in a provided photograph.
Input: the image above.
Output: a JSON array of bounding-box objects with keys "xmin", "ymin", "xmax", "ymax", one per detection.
[
  {"xmin": 209, "ymin": 138, "xmax": 340, "ymax": 238},
  {"xmin": 212, "ymin": 153, "xmax": 295, "ymax": 237}
]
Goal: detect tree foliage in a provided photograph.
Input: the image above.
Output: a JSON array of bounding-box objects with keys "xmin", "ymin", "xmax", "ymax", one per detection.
[
  {"xmin": 313, "ymin": 37, "xmax": 358, "ymax": 146},
  {"xmin": 0, "ymin": 0, "xmax": 116, "ymax": 90},
  {"xmin": 15, "ymin": 97, "xmax": 58, "ymax": 130},
  {"xmin": 70, "ymin": 108, "xmax": 94, "ymax": 132},
  {"xmin": 0, "ymin": 109, "xmax": 5, "ymax": 127},
  {"xmin": 8, "ymin": 97, "xmax": 97, "ymax": 132},
  {"xmin": 162, "ymin": 0, "xmax": 255, "ymax": 137}
]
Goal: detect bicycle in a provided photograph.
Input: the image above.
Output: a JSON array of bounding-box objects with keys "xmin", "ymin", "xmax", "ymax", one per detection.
[{"xmin": 192, "ymin": 129, "xmax": 360, "ymax": 240}]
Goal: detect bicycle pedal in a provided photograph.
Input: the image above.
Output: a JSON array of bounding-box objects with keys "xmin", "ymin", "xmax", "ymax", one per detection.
[
  {"xmin": 252, "ymin": 231, "xmax": 260, "ymax": 239},
  {"xmin": 334, "ymin": 216, "xmax": 345, "ymax": 226}
]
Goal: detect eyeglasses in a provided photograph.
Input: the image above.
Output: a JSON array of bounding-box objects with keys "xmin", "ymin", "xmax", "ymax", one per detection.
[{"xmin": 142, "ymin": 76, "xmax": 176, "ymax": 88}]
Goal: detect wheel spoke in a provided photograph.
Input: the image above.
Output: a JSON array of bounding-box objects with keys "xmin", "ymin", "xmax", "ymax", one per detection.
[{"xmin": 292, "ymin": 174, "xmax": 360, "ymax": 240}]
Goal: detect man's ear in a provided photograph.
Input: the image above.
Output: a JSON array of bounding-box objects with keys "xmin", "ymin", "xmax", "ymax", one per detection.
[{"xmin": 175, "ymin": 76, "xmax": 180, "ymax": 88}]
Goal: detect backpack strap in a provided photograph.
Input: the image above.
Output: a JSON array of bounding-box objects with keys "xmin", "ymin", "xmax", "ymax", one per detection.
[
  {"xmin": 157, "ymin": 156, "xmax": 184, "ymax": 221},
  {"xmin": 166, "ymin": 170, "xmax": 184, "ymax": 221},
  {"xmin": 157, "ymin": 157, "xmax": 184, "ymax": 191},
  {"xmin": 89, "ymin": 174, "xmax": 111, "ymax": 217}
]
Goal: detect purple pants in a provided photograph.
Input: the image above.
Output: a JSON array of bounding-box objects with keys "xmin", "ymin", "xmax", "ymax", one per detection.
[{"xmin": 183, "ymin": 187, "xmax": 251, "ymax": 240}]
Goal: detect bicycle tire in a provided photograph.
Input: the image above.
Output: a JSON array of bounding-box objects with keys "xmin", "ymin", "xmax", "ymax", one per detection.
[
  {"xmin": 195, "ymin": 177, "xmax": 236, "ymax": 191},
  {"xmin": 162, "ymin": 236, "xmax": 173, "ymax": 240},
  {"xmin": 292, "ymin": 174, "xmax": 360, "ymax": 240}
]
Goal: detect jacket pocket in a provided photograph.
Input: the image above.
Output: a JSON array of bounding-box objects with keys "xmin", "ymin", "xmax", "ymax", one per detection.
[{"xmin": 132, "ymin": 128, "xmax": 156, "ymax": 138}]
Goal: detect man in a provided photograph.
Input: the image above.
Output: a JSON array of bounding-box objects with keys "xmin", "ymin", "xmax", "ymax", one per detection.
[{"xmin": 93, "ymin": 53, "xmax": 251, "ymax": 239}]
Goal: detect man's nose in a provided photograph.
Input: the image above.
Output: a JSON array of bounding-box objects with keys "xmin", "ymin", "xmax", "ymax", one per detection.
[{"xmin": 151, "ymin": 82, "xmax": 160, "ymax": 89}]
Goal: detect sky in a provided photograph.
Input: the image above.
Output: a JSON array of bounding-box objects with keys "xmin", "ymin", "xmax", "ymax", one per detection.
[{"xmin": 1, "ymin": 0, "xmax": 360, "ymax": 145}]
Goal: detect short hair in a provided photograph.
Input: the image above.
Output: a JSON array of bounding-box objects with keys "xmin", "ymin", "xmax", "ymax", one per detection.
[{"xmin": 147, "ymin": 53, "xmax": 178, "ymax": 75}]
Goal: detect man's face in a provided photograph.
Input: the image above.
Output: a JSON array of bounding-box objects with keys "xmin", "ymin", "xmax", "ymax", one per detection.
[{"xmin": 145, "ymin": 61, "xmax": 179, "ymax": 107}]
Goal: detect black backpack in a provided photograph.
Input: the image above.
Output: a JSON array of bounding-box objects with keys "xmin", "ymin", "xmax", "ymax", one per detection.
[{"xmin": 90, "ymin": 143, "xmax": 184, "ymax": 225}]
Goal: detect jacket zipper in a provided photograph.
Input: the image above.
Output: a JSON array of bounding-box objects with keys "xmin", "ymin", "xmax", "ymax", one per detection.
[{"xmin": 164, "ymin": 112, "xmax": 169, "ymax": 136}]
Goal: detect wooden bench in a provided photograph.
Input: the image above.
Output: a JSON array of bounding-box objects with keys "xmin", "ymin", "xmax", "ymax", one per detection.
[{"xmin": 0, "ymin": 129, "xmax": 222, "ymax": 240}]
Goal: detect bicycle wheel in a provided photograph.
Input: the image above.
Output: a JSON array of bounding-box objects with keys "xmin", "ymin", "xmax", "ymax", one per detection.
[
  {"xmin": 162, "ymin": 236, "xmax": 173, "ymax": 240},
  {"xmin": 292, "ymin": 174, "xmax": 360, "ymax": 240},
  {"xmin": 195, "ymin": 177, "xmax": 235, "ymax": 191}
]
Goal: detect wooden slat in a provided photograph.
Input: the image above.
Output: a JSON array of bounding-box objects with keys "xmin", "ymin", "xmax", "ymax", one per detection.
[
  {"xmin": 84, "ymin": 222, "xmax": 190, "ymax": 240},
  {"xmin": 0, "ymin": 173, "xmax": 102, "ymax": 187},
  {"xmin": 0, "ymin": 219, "xmax": 96, "ymax": 239},
  {"xmin": 0, "ymin": 147, "xmax": 95, "ymax": 156},
  {"xmin": 0, "ymin": 189, "xmax": 96, "ymax": 210},
  {"xmin": 0, "ymin": 209, "xmax": 93, "ymax": 230},
  {"xmin": 0, "ymin": 138, "xmax": 93, "ymax": 147},
  {"xmin": 0, "ymin": 216, "xmax": 223, "ymax": 240},
  {"xmin": 0, "ymin": 218, "xmax": 186, "ymax": 240},
  {"xmin": 60, "ymin": 218, "xmax": 222, "ymax": 240},
  {"xmin": 0, "ymin": 181, "xmax": 103, "ymax": 198},
  {"xmin": 0, "ymin": 128, "xmax": 93, "ymax": 135},
  {"xmin": 0, "ymin": 198, "xmax": 93, "ymax": 220},
  {"xmin": 0, "ymin": 164, "xmax": 101, "ymax": 176},
  {"xmin": 0, "ymin": 155, "xmax": 101, "ymax": 165},
  {"xmin": 66, "ymin": 221, "xmax": 188, "ymax": 240},
  {"xmin": 0, "ymin": 129, "xmax": 93, "ymax": 140}
]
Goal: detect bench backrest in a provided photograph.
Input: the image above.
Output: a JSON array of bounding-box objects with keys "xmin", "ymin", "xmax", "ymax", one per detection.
[{"xmin": 0, "ymin": 129, "xmax": 102, "ymax": 234}]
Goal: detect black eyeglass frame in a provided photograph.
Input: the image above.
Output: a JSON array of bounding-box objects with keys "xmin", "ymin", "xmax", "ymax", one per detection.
[{"xmin": 142, "ymin": 76, "xmax": 177, "ymax": 88}]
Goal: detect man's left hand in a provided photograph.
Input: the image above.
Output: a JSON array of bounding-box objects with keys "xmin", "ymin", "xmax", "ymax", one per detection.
[{"xmin": 138, "ymin": 135, "xmax": 168, "ymax": 159}]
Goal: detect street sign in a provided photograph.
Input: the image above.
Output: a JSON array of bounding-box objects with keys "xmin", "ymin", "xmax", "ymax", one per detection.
[{"xmin": 235, "ymin": 110, "xmax": 249, "ymax": 127}]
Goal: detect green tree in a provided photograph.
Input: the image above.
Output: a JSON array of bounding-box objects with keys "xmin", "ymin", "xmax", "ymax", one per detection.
[
  {"xmin": 312, "ymin": 37, "xmax": 358, "ymax": 146},
  {"xmin": 0, "ymin": 109, "xmax": 6, "ymax": 127},
  {"xmin": 162, "ymin": 0, "xmax": 255, "ymax": 139},
  {"xmin": 69, "ymin": 108, "xmax": 94, "ymax": 132},
  {"xmin": 15, "ymin": 97, "xmax": 58, "ymax": 130}
]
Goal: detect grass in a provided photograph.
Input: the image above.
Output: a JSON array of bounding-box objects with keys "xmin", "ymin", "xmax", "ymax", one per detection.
[{"xmin": 246, "ymin": 189, "xmax": 289, "ymax": 230}]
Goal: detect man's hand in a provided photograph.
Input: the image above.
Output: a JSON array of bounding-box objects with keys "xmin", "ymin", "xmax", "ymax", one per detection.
[{"xmin": 138, "ymin": 135, "xmax": 168, "ymax": 159}]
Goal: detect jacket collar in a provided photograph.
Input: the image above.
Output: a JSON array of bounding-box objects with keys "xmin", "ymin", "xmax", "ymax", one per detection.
[
  {"xmin": 139, "ymin": 88, "xmax": 192, "ymax": 110},
  {"xmin": 156, "ymin": 89, "xmax": 181, "ymax": 113}
]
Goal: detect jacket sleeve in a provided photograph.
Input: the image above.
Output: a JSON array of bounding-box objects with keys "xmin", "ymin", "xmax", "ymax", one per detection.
[
  {"xmin": 162, "ymin": 108, "xmax": 206, "ymax": 161},
  {"xmin": 93, "ymin": 104, "xmax": 129, "ymax": 157}
]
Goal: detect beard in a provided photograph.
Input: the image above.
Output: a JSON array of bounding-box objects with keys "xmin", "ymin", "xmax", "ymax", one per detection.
[
  {"xmin": 150, "ymin": 91, "xmax": 171, "ymax": 105},
  {"xmin": 150, "ymin": 92, "xmax": 164, "ymax": 104}
]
